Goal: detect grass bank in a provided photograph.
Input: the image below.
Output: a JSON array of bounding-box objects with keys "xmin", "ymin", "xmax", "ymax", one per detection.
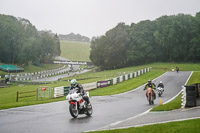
[{"xmin": 60, "ymin": 40, "xmax": 91, "ymax": 61}]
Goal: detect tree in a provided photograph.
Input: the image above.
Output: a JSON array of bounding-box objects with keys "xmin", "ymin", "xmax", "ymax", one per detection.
[
  {"xmin": 127, "ymin": 20, "xmax": 157, "ymax": 65},
  {"xmin": 154, "ymin": 14, "xmax": 193, "ymax": 62},
  {"xmin": 0, "ymin": 14, "xmax": 61, "ymax": 66},
  {"xmin": 189, "ymin": 12, "xmax": 200, "ymax": 62}
]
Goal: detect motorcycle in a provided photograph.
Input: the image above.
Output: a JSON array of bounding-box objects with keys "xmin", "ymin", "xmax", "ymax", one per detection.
[
  {"xmin": 146, "ymin": 87, "xmax": 154, "ymax": 105},
  {"xmin": 157, "ymin": 87, "xmax": 164, "ymax": 97},
  {"xmin": 66, "ymin": 88, "xmax": 93, "ymax": 118}
]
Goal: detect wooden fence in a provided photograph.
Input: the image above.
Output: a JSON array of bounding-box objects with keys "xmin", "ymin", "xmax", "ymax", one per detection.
[{"xmin": 16, "ymin": 90, "xmax": 37, "ymax": 102}]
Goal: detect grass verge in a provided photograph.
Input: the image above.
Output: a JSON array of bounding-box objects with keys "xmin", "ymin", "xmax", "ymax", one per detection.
[
  {"xmin": 86, "ymin": 118, "xmax": 200, "ymax": 133},
  {"xmin": 151, "ymin": 94, "xmax": 182, "ymax": 111}
]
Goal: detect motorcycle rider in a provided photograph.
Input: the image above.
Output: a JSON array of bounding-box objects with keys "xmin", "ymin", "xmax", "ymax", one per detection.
[
  {"xmin": 157, "ymin": 81, "xmax": 164, "ymax": 91},
  {"xmin": 70, "ymin": 79, "xmax": 90, "ymax": 105},
  {"xmin": 143, "ymin": 80, "xmax": 156, "ymax": 99}
]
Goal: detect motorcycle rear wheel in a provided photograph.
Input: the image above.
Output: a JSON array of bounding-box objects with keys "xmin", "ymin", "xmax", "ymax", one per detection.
[
  {"xmin": 148, "ymin": 97, "xmax": 152, "ymax": 105},
  {"xmin": 69, "ymin": 104, "xmax": 79, "ymax": 118},
  {"xmin": 86, "ymin": 103, "xmax": 93, "ymax": 116}
]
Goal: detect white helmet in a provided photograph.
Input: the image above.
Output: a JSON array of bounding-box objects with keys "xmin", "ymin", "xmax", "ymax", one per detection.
[
  {"xmin": 70, "ymin": 79, "xmax": 77, "ymax": 87},
  {"xmin": 160, "ymin": 81, "xmax": 162, "ymax": 83}
]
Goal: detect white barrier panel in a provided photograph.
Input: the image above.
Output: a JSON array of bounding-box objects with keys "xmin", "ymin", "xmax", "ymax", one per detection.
[
  {"xmin": 113, "ymin": 78, "xmax": 117, "ymax": 85},
  {"xmin": 130, "ymin": 73, "xmax": 133, "ymax": 79},
  {"xmin": 54, "ymin": 86, "xmax": 64, "ymax": 98},
  {"xmin": 82, "ymin": 82, "xmax": 97, "ymax": 91},
  {"xmin": 138, "ymin": 70, "xmax": 140, "ymax": 76},
  {"xmin": 134, "ymin": 72, "xmax": 137, "ymax": 77},
  {"xmin": 119, "ymin": 76, "xmax": 123, "ymax": 82},
  {"xmin": 141, "ymin": 69, "xmax": 143, "ymax": 74},
  {"xmin": 125, "ymin": 74, "xmax": 128, "ymax": 80},
  {"xmin": 144, "ymin": 68, "xmax": 146, "ymax": 74}
]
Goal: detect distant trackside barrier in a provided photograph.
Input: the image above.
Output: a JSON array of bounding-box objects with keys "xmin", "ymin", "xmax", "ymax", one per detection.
[{"xmin": 53, "ymin": 67, "xmax": 151, "ymax": 98}]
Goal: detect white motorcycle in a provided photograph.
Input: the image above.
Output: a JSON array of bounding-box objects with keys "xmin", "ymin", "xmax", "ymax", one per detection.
[
  {"xmin": 66, "ymin": 88, "xmax": 93, "ymax": 118},
  {"xmin": 157, "ymin": 87, "xmax": 164, "ymax": 97}
]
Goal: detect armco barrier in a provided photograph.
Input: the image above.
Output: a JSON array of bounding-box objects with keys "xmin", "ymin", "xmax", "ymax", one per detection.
[
  {"xmin": 113, "ymin": 78, "xmax": 117, "ymax": 85},
  {"xmin": 123, "ymin": 75, "xmax": 125, "ymax": 81},
  {"xmin": 53, "ymin": 67, "xmax": 151, "ymax": 98},
  {"xmin": 134, "ymin": 72, "xmax": 137, "ymax": 77},
  {"xmin": 82, "ymin": 82, "xmax": 97, "ymax": 91},
  {"xmin": 125, "ymin": 74, "xmax": 128, "ymax": 80},
  {"xmin": 119, "ymin": 76, "xmax": 123, "ymax": 82},
  {"xmin": 64, "ymin": 86, "xmax": 70, "ymax": 96},
  {"xmin": 97, "ymin": 80, "xmax": 109, "ymax": 88},
  {"xmin": 109, "ymin": 79, "xmax": 113, "ymax": 85},
  {"xmin": 54, "ymin": 86, "xmax": 64, "ymax": 98}
]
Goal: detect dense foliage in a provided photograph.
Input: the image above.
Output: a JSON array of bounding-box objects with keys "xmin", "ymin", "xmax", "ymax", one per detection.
[
  {"xmin": 59, "ymin": 33, "xmax": 90, "ymax": 42},
  {"xmin": 0, "ymin": 14, "xmax": 61, "ymax": 66},
  {"xmin": 90, "ymin": 13, "xmax": 200, "ymax": 70}
]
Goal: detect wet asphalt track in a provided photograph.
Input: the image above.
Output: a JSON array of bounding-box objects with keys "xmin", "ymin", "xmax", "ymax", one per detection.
[{"xmin": 0, "ymin": 71, "xmax": 191, "ymax": 133}]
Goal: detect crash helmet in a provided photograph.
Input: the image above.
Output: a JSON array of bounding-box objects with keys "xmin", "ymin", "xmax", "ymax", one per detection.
[
  {"xmin": 160, "ymin": 81, "xmax": 162, "ymax": 83},
  {"xmin": 70, "ymin": 79, "xmax": 77, "ymax": 88},
  {"xmin": 148, "ymin": 80, "xmax": 151, "ymax": 84}
]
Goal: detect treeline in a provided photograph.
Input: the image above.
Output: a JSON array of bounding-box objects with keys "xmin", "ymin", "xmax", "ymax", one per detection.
[
  {"xmin": 0, "ymin": 14, "xmax": 61, "ymax": 66},
  {"xmin": 59, "ymin": 33, "xmax": 90, "ymax": 42},
  {"xmin": 90, "ymin": 12, "xmax": 200, "ymax": 70}
]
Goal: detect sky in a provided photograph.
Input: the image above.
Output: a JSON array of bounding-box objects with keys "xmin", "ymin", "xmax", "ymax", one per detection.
[{"xmin": 1, "ymin": 0, "xmax": 200, "ymax": 38}]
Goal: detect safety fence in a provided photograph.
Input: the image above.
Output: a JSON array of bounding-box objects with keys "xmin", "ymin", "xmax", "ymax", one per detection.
[
  {"xmin": 7, "ymin": 65, "xmax": 68, "ymax": 81},
  {"xmin": 54, "ymin": 67, "xmax": 151, "ymax": 98}
]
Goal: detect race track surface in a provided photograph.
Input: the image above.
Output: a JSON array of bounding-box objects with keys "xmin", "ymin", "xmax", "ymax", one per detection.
[{"xmin": 0, "ymin": 71, "xmax": 191, "ymax": 133}]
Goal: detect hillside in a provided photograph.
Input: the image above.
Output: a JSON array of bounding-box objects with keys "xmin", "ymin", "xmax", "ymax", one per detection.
[{"xmin": 60, "ymin": 40, "xmax": 91, "ymax": 61}]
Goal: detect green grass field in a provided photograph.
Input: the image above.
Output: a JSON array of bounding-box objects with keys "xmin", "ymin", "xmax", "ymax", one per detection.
[{"xmin": 60, "ymin": 40, "xmax": 91, "ymax": 61}]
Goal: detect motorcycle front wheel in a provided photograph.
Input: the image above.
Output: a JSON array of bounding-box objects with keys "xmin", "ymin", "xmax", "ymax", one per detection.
[{"xmin": 69, "ymin": 104, "xmax": 79, "ymax": 118}]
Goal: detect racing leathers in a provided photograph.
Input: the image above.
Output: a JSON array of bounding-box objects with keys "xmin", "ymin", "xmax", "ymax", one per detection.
[
  {"xmin": 70, "ymin": 83, "xmax": 90, "ymax": 104},
  {"xmin": 143, "ymin": 82, "xmax": 156, "ymax": 99}
]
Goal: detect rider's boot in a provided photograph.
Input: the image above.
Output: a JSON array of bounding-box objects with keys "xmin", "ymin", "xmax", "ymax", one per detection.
[{"xmin": 84, "ymin": 96, "xmax": 90, "ymax": 105}]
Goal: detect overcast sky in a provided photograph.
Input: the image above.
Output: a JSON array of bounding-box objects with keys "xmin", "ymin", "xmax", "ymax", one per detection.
[{"xmin": 1, "ymin": 0, "xmax": 200, "ymax": 38}]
